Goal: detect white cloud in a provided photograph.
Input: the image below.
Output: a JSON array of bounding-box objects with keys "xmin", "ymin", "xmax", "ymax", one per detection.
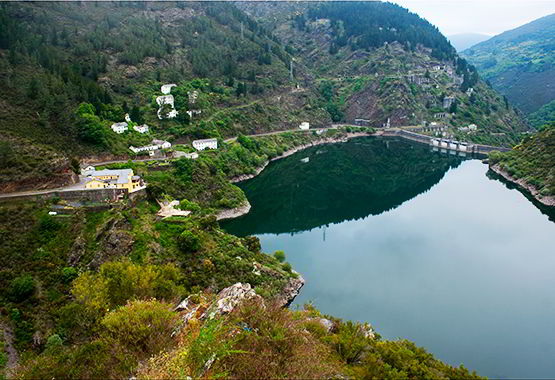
[{"xmin": 386, "ymin": 0, "xmax": 555, "ymax": 36}]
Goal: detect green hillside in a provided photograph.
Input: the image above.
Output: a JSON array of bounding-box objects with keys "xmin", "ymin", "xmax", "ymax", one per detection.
[
  {"xmin": 490, "ymin": 123, "xmax": 555, "ymax": 200},
  {"xmin": 528, "ymin": 100, "xmax": 555, "ymax": 129},
  {"xmin": 462, "ymin": 13, "xmax": 555, "ymax": 114},
  {"xmin": 0, "ymin": 1, "xmax": 529, "ymax": 192}
]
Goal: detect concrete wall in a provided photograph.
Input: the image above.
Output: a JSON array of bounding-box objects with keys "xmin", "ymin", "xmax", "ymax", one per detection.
[{"xmin": 0, "ymin": 188, "xmax": 129, "ymax": 203}]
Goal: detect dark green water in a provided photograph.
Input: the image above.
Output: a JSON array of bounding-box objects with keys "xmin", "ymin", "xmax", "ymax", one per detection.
[{"xmin": 222, "ymin": 137, "xmax": 555, "ymax": 379}]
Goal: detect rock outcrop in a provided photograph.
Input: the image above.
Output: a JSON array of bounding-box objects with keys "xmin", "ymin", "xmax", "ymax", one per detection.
[
  {"xmin": 277, "ymin": 271, "xmax": 305, "ymax": 307},
  {"xmin": 175, "ymin": 283, "xmax": 263, "ymax": 328}
]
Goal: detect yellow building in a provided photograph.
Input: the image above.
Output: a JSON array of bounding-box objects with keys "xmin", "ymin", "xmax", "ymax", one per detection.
[{"xmin": 84, "ymin": 169, "xmax": 143, "ymax": 193}]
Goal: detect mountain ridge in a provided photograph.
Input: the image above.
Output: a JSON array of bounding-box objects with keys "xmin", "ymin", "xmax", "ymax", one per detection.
[{"xmin": 462, "ymin": 13, "xmax": 555, "ymax": 114}]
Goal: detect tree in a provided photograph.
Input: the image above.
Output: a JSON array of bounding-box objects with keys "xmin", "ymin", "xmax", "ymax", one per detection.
[
  {"xmin": 130, "ymin": 105, "xmax": 142, "ymax": 124},
  {"xmin": 449, "ymin": 99, "xmax": 458, "ymax": 114},
  {"xmin": 178, "ymin": 230, "xmax": 201, "ymax": 252},
  {"xmin": 70, "ymin": 157, "xmax": 80, "ymax": 174},
  {"xmin": 10, "ymin": 275, "xmax": 35, "ymax": 302},
  {"xmin": 274, "ymin": 250, "xmax": 286, "ymax": 263}
]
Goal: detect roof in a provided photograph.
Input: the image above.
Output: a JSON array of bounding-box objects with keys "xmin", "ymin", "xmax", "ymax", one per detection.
[
  {"xmin": 152, "ymin": 139, "xmax": 170, "ymax": 145},
  {"xmin": 193, "ymin": 138, "xmax": 218, "ymax": 144},
  {"xmin": 90, "ymin": 169, "xmax": 133, "ymax": 184},
  {"xmin": 112, "ymin": 122, "xmax": 128, "ymax": 128}
]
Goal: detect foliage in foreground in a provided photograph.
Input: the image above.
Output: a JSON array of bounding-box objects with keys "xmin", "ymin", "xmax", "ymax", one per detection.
[{"xmin": 137, "ymin": 300, "xmax": 484, "ymax": 380}]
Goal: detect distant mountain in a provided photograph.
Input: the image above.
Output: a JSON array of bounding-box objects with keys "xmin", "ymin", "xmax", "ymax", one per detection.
[
  {"xmin": 448, "ymin": 33, "xmax": 491, "ymax": 51},
  {"xmin": 461, "ymin": 13, "xmax": 555, "ymax": 114}
]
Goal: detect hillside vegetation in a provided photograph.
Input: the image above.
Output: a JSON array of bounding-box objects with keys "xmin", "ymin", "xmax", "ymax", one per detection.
[
  {"xmin": 462, "ymin": 13, "xmax": 555, "ymax": 114},
  {"xmin": 0, "ymin": 133, "xmax": 484, "ymax": 379},
  {"xmin": 490, "ymin": 123, "xmax": 555, "ymax": 201},
  {"xmin": 0, "ymin": 1, "xmax": 530, "ymax": 191}
]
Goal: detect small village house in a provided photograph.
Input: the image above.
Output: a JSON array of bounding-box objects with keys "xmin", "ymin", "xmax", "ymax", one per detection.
[
  {"xmin": 133, "ymin": 124, "xmax": 149, "ymax": 134},
  {"xmin": 129, "ymin": 139, "xmax": 171, "ymax": 154},
  {"xmin": 161, "ymin": 84, "xmax": 176, "ymax": 95},
  {"xmin": 111, "ymin": 122, "xmax": 128, "ymax": 134},
  {"xmin": 299, "ymin": 122, "xmax": 310, "ymax": 130},
  {"xmin": 192, "ymin": 138, "xmax": 218, "ymax": 151}
]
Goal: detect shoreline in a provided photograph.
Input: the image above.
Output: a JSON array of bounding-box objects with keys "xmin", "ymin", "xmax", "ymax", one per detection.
[
  {"xmin": 216, "ymin": 200, "xmax": 252, "ymax": 221},
  {"xmin": 489, "ymin": 164, "xmax": 555, "ymax": 207},
  {"xmin": 229, "ymin": 132, "xmax": 372, "ymax": 183}
]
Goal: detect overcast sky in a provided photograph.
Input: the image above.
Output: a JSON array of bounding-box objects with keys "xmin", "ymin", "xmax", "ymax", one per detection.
[{"xmin": 387, "ymin": 0, "xmax": 555, "ymax": 36}]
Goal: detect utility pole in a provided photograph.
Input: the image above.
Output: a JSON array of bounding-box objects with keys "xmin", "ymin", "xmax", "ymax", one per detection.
[
  {"xmin": 240, "ymin": 22, "xmax": 244, "ymax": 40},
  {"xmin": 290, "ymin": 60, "xmax": 294, "ymax": 81}
]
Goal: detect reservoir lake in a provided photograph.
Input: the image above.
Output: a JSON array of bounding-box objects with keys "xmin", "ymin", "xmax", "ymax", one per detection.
[{"xmin": 221, "ymin": 136, "xmax": 555, "ymax": 379}]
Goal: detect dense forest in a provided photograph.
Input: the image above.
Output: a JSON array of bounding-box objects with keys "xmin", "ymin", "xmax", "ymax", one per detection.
[{"xmin": 306, "ymin": 1, "xmax": 455, "ymax": 60}]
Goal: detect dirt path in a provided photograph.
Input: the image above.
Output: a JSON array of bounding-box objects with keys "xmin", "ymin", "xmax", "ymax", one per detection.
[{"xmin": 1, "ymin": 322, "xmax": 19, "ymax": 376}]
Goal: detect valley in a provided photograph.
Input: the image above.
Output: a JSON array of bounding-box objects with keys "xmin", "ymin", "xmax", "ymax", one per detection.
[{"xmin": 0, "ymin": 1, "xmax": 554, "ymax": 379}]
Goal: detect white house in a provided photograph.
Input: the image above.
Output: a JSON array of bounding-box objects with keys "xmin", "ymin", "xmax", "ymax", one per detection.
[
  {"xmin": 152, "ymin": 139, "xmax": 171, "ymax": 149},
  {"xmin": 468, "ymin": 124, "xmax": 478, "ymax": 131},
  {"xmin": 192, "ymin": 138, "xmax": 218, "ymax": 151},
  {"xmin": 129, "ymin": 139, "xmax": 171, "ymax": 154},
  {"xmin": 299, "ymin": 122, "xmax": 310, "ymax": 130},
  {"xmin": 161, "ymin": 84, "xmax": 176, "ymax": 95},
  {"xmin": 81, "ymin": 165, "xmax": 96, "ymax": 175},
  {"xmin": 156, "ymin": 95, "xmax": 178, "ymax": 120},
  {"xmin": 111, "ymin": 122, "xmax": 128, "ymax": 134},
  {"xmin": 133, "ymin": 124, "xmax": 149, "ymax": 134},
  {"xmin": 184, "ymin": 152, "xmax": 199, "ymax": 159},
  {"xmin": 124, "ymin": 113, "xmax": 131, "ymax": 123}
]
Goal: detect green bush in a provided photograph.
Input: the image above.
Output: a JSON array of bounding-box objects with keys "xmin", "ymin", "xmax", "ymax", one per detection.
[
  {"xmin": 61, "ymin": 267, "xmax": 78, "ymax": 284},
  {"xmin": 273, "ymin": 250, "xmax": 285, "ymax": 263},
  {"xmin": 101, "ymin": 299, "xmax": 178, "ymax": 355},
  {"xmin": 45, "ymin": 334, "xmax": 63, "ymax": 352},
  {"xmin": 178, "ymin": 199, "xmax": 201, "ymax": 213},
  {"xmin": 10, "ymin": 275, "xmax": 35, "ymax": 302},
  {"xmin": 178, "ymin": 230, "xmax": 201, "ymax": 252},
  {"xmin": 326, "ymin": 320, "xmax": 369, "ymax": 364},
  {"xmin": 282, "ymin": 262, "xmax": 292, "ymax": 272},
  {"xmin": 72, "ymin": 261, "xmax": 184, "ymax": 314}
]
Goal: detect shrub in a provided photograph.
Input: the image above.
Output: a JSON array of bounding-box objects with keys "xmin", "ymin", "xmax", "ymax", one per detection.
[
  {"xmin": 101, "ymin": 299, "xmax": 178, "ymax": 355},
  {"xmin": 273, "ymin": 250, "xmax": 286, "ymax": 263},
  {"xmin": 178, "ymin": 230, "xmax": 201, "ymax": 252},
  {"xmin": 178, "ymin": 199, "xmax": 201, "ymax": 213},
  {"xmin": 10, "ymin": 275, "xmax": 35, "ymax": 302},
  {"xmin": 45, "ymin": 334, "xmax": 63, "ymax": 352},
  {"xmin": 282, "ymin": 262, "xmax": 292, "ymax": 272},
  {"xmin": 61, "ymin": 267, "xmax": 78, "ymax": 284},
  {"xmin": 326, "ymin": 320, "xmax": 369, "ymax": 364},
  {"xmin": 38, "ymin": 214, "xmax": 61, "ymax": 234},
  {"xmin": 72, "ymin": 261, "xmax": 184, "ymax": 314},
  {"xmin": 243, "ymin": 236, "xmax": 261, "ymax": 253},
  {"xmin": 218, "ymin": 300, "xmax": 339, "ymax": 379}
]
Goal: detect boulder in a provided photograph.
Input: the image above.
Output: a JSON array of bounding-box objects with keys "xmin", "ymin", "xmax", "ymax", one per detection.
[{"xmin": 175, "ymin": 283, "xmax": 263, "ymax": 326}]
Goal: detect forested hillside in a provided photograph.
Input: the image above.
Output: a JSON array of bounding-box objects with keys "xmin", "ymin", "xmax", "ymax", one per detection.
[
  {"xmin": 0, "ymin": 1, "xmax": 530, "ymax": 191},
  {"xmin": 490, "ymin": 122, "xmax": 555, "ymax": 204},
  {"xmin": 462, "ymin": 13, "xmax": 555, "ymax": 115}
]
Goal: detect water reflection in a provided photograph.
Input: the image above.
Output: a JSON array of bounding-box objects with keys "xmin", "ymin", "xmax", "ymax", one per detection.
[
  {"xmin": 221, "ymin": 138, "xmax": 555, "ymax": 378},
  {"xmin": 223, "ymin": 137, "xmax": 464, "ymax": 236}
]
